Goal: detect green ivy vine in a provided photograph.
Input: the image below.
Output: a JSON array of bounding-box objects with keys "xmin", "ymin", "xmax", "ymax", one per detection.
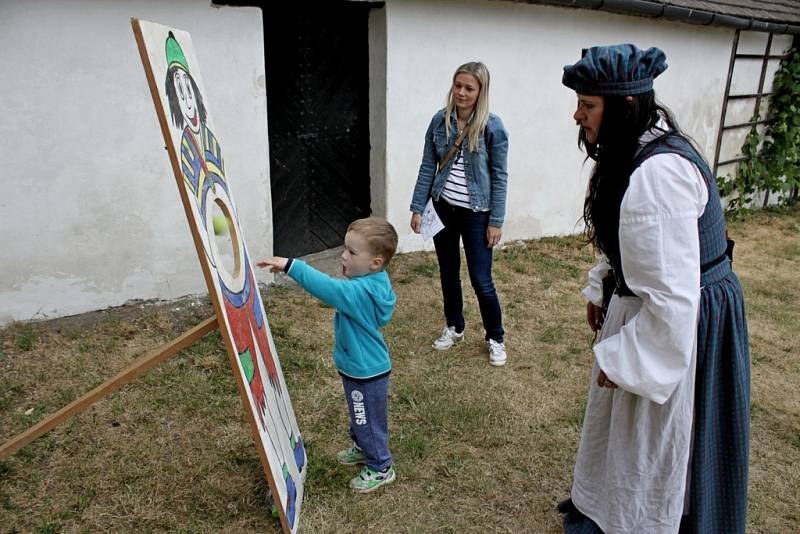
[{"xmin": 717, "ymin": 41, "xmax": 800, "ymax": 213}]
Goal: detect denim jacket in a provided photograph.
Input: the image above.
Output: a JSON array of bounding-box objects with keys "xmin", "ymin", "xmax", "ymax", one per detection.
[{"xmin": 410, "ymin": 109, "xmax": 509, "ymax": 227}]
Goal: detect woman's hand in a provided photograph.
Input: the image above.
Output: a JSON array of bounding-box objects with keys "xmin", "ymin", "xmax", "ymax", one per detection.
[
  {"xmin": 586, "ymin": 301, "xmax": 604, "ymax": 332},
  {"xmin": 410, "ymin": 213, "xmax": 422, "ymax": 234},
  {"xmin": 597, "ymin": 368, "xmax": 618, "ymax": 389},
  {"xmin": 486, "ymin": 225, "xmax": 502, "ymax": 248}
]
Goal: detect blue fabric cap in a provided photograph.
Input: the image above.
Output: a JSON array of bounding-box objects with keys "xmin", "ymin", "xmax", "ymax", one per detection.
[{"xmin": 562, "ymin": 44, "xmax": 668, "ymax": 96}]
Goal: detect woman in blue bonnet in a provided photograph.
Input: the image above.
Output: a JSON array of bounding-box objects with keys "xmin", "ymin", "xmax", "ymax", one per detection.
[
  {"xmin": 409, "ymin": 62, "xmax": 510, "ymax": 367},
  {"xmin": 557, "ymin": 44, "xmax": 750, "ymax": 534}
]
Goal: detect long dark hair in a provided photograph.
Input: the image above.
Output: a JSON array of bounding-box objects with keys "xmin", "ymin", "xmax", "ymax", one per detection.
[
  {"xmin": 581, "ymin": 91, "xmax": 679, "ymax": 259},
  {"xmin": 165, "ymin": 65, "xmax": 207, "ymax": 130}
]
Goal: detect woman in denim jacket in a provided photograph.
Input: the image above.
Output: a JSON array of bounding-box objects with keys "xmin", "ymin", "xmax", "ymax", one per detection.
[{"xmin": 409, "ymin": 61, "xmax": 509, "ymax": 366}]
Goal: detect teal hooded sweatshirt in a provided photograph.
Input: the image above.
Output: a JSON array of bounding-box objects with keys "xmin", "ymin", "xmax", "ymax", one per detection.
[{"xmin": 286, "ymin": 259, "xmax": 396, "ymax": 379}]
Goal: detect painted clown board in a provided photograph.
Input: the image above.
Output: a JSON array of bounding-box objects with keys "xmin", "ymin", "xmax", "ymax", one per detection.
[{"xmin": 131, "ymin": 19, "xmax": 306, "ymax": 533}]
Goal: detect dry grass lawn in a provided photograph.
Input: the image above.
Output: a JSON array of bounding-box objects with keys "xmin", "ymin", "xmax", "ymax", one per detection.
[{"xmin": 1, "ymin": 205, "xmax": 798, "ymax": 533}]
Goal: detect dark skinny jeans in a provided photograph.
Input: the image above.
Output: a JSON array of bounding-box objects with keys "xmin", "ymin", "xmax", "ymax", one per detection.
[{"xmin": 432, "ymin": 199, "xmax": 504, "ymax": 343}]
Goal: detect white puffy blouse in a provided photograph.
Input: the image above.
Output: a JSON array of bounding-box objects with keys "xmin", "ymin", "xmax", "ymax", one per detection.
[{"xmin": 572, "ymin": 124, "xmax": 709, "ymax": 534}]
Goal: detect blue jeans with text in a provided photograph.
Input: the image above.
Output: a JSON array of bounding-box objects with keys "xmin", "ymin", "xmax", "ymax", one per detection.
[{"xmin": 341, "ymin": 373, "xmax": 392, "ymax": 471}]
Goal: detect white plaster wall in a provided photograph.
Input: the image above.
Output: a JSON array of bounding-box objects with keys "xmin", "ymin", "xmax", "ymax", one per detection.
[
  {"xmin": 369, "ymin": 6, "xmax": 388, "ymax": 217},
  {"xmin": 0, "ymin": 0, "xmax": 270, "ymax": 325},
  {"xmin": 384, "ymin": 0, "xmax": 738, "ymax": 252}
]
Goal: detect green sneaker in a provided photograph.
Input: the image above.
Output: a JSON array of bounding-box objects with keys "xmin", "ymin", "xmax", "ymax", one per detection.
[
  {"xmin": 349, "ymin": 465, "xmax": 396, "ymax": 493},
  {"xmin": 336, "ymin": 444, "xmax": 366, "ymax": 466}
]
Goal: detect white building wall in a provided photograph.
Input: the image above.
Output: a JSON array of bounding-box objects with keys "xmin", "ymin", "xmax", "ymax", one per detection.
[
  {"xmin": 369, "ymin": 6, "xmax": 389, "ymax": 217},
  {"xmin": 0, "ymin": 0, "xmax": 269, "ymax": 324},
  {"xmin": 383, "ymin": 0, "xmax": 767, "ymax": 252},
  {"xmin": 2, "ymin": 0, "xmax": 792, "ymax": 325}
]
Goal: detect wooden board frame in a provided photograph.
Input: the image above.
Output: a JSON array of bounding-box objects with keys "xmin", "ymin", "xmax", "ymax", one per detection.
[
  {"xmin": 0, "ymin": 317, "xmax": 218, "ymax": 460},
  {"xmin": 131, "ymin": 18, "xmax": 306, "ymax": 534}
]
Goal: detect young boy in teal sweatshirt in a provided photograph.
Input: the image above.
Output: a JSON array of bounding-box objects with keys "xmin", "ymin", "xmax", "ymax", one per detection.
[{"xmin": 258, "ymin": 217, "xmax": 398, "ymax": 493}]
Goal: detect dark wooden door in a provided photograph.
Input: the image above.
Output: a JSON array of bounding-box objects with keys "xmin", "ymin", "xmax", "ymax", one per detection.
[{"xmin": 264, "ymin": 2, "xmax": 372, "ymax": 257}]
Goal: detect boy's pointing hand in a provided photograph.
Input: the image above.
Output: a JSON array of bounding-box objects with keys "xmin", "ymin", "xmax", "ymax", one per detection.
[{"xmin": 256, "ymin": 257, "xmax": 288, "ymax": 273}]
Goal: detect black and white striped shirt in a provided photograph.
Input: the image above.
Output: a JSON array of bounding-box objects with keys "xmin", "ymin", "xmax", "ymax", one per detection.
[{"xmin": 441, "ymin": 147, "xmax": 472, "ymax": 209}]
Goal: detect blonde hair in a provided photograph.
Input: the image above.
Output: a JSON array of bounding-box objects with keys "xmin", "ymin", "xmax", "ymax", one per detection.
[
  {"xmin": 347, "ymin": 217, "xmax": 399, "ymax": 266},
  {"xmin": 444, "ymin": 61, "xmax": 491, "ymax": 152}
]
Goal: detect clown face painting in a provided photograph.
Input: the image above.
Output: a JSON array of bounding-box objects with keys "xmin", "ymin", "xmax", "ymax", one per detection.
[
  {"xmin": 171, "ymin": 69, "xmax": 200, "ymax": 132},
  {"xmin": 132, "ymin": 20, "xmax": 306, "ymax": 534}
]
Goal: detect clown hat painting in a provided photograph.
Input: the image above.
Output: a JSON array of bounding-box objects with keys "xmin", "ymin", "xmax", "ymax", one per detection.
[{"xmin": 165, "ymin": 32, "xmax": 206, "ymax": 136}]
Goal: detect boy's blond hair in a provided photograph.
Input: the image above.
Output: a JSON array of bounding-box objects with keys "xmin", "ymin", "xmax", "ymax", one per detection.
[{"xmin": 347, "ymin": 217, "xmax": 398, "ymax": 266}]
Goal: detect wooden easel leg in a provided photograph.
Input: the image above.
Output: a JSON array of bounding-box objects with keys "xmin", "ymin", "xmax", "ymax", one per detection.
[{"xmin": 0, "ymin": 316, "xmax": 218, "ymax": 460}]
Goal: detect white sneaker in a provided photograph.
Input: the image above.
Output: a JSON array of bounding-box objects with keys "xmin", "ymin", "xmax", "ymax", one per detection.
[
  {"xmin": 487, "ymin": 339, "xmax": 507, "ymax": 366},
  {"xmin": 432, "ymin": 326, "xmax": 464, "ymax": 350}
]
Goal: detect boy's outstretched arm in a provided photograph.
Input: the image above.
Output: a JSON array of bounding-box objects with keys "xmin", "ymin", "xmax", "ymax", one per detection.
[{"xmin": 256, "ymin": 257, "xmax": 361, "ymax": 315}]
